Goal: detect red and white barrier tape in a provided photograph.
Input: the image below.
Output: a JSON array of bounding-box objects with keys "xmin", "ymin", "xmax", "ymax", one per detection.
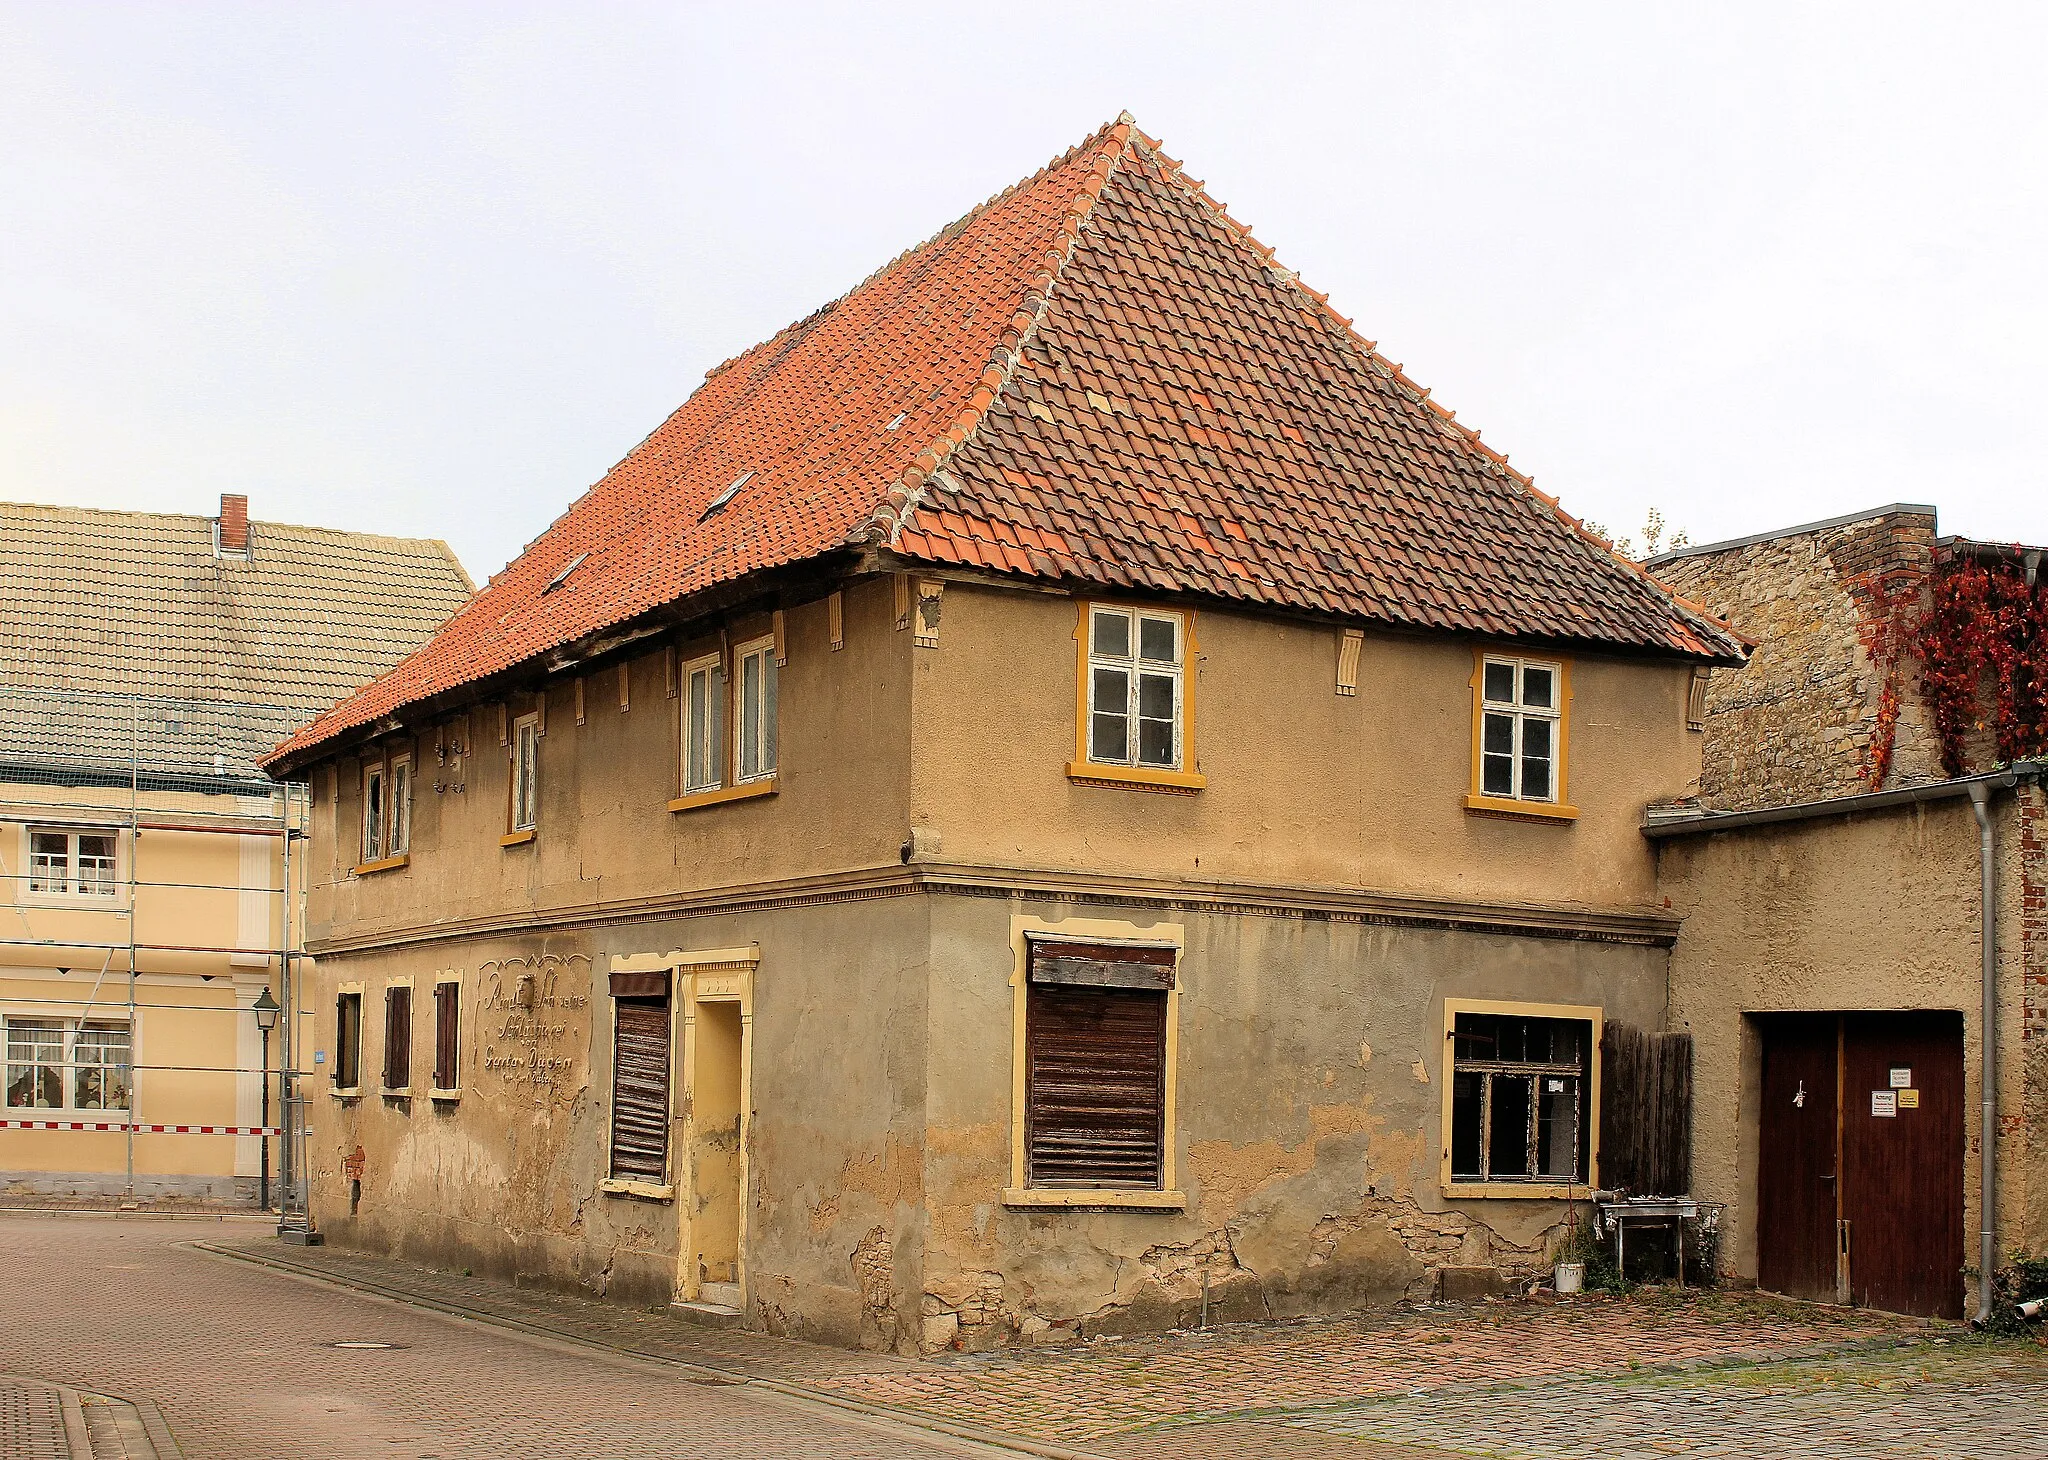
[{"xmin": 0, "ymin": 1119, "xmax": 283, "ymax": 1136}]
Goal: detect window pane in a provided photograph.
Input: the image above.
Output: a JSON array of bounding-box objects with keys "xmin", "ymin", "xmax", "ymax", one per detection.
[
  {"xmin": 1450, "ymin": 1072, "xmax": 1484, "ymax": 1178},
  {"xmin": 1138, "ymin": 616, "xmax": 1177, "ymax": 665},
  {"xmin": 1091, "ymin": 711, "xmax": 1129, "ymax": 763},
  {"xmin": 1091, "ymin": 609, "xmax": 1130, "ymax": 660},
  {"xmin": 76, "ymin": 835, "xmax": 117, "ymax": 895},
  {"xmin": 739, "ymin": 653, "xmax": 762, "ymax": 780},
  {"xmin": 1487, "ymin": 1074, "xmax": 1534, "ymax": 1179},
  {"xmin": 1483, "ymin": 661, "xmax": 1516, "ymax": 704},
  {"xmin": 1538, "ymin": 1076, "xmax": 1580, "ymax": 1179},
  {"xmin": 1521, "ymin": 717, "xmax": 1553, "ymax": 800},
  {"xmin": 5, "ymin": 1020, "xmax": 64, "ymax": 1108},
  {"xmin": 1521, "ymin": 665, "xmax": 1555, "ymax": 709},
  {"xmin": 1137, "ymin": 672, "xmax": 1175, "ymax": 721},
  {"xmin": 1482, "ymin": 754, "xmax": 1514, "ymax": 797},
  {"xmin": 1482, "ymin": 711, "xmax": 1513, "ymax": 757},
  {"xmin": 75, "ymin": 1023, "xmax": 131, "ymax": 1110},
  {"xmin": 1137, "ymin": 716, "xmax": 1175, "ymax": 767},
  {"xmin": 29, "ymin": 831, "xmax": 67, "ymax": 894}
]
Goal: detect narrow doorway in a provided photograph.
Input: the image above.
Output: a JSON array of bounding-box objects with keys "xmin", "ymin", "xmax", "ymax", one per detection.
[
  {"xmin": 1755, "ymin": 1011, "xmax": 1965, "ymax": 1318},
  {"xmin": 690, "ymin": 999, "xmax": 744, "ymax": 1308}
]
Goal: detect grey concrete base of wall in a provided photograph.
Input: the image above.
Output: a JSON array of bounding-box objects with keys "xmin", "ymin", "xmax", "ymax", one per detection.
[{"xmin": 1, "ymin": 1170, "xmax": 259, "ymax": 1205}]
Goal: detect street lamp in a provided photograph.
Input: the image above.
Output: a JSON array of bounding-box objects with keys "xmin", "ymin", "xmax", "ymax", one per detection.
[{"xmin": 252, "ymin": 988, "xmax": 280, "ymax": 1212}]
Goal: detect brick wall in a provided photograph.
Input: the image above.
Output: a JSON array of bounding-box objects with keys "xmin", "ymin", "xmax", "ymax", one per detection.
[{"xmin": 1653, "ymin": 509, "xmax": 1942, "ymax": 810}]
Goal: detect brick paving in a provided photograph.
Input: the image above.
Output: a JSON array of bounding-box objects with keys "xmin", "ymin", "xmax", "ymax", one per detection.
[
  {"xmin": 0, "ymin": 1377, "xmax": 74, "ymax": 1459},
  {"xmin": 0, "ymin": 1213, "xmax": 1014, "ymax": 1458},
  {"xmin": 823, "ymin": 1294, "xmax": 1923, "ymax": 1442}
]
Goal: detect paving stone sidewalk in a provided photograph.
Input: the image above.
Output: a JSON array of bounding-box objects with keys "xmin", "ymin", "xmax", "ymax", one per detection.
[{"xmin": 211, "ymin": 1235, "xmax": 1964, "ymax": 1457}]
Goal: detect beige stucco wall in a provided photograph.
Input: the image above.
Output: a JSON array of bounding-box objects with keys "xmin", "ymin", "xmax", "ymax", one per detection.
[
  {"xmin": 908, "ymin": 582, "xmax": 1700, "ymax": 911},
  {"xmin": 0, "ymin": 782, "xmax": 298, "ymax": 1198},
  {"xmin": 918, "ymin": 893, "xmax": 1667, "ymax": 1348},
  {"xmin": 1660, "ymin": 789, "xmax": 2043, "ymax": 1303}
]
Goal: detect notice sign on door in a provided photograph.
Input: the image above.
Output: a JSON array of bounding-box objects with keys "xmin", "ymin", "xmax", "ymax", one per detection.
[
  {"xmin": 1871, "ymin": 1089, "xmax": 1898, "ymax": 1117},
  {"xmin": 1897, "ymin": 1088, "xmax": 1920, "ymax": 1109},
  {"xmin": 1889, "ymin": 1067, "xmax": 1912, "ymax": 1088}
]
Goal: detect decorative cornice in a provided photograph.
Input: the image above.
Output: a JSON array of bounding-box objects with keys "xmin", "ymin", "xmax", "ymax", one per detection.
[{"xmin": 304, "ymin": 859, "xmax": 1679, "ymax": 959}]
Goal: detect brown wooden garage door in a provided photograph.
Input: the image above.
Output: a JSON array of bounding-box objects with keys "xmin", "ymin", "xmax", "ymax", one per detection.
[{"xmin": 1756, "ymin": 1011, "xmax": 1964, "ymax": 1318}]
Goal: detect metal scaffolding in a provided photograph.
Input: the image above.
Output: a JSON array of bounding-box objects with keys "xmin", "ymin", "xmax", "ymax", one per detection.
[{"xmin": 0, "ymin": 686, "xmax": 314, "ymax": 1222}]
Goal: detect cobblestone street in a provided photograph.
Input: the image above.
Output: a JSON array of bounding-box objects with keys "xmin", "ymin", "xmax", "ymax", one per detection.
[{"xmin": 5, "ymin": 1210, "xmax": 2046, "ymax": 1458}]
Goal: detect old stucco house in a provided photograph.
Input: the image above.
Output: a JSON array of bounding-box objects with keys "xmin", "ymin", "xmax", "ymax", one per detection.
[
  {"xmin": 264, "ymin": 116, "xmax": 1746, "ymax": 1352},
  {"xmin": 1648, "ymin": 506, "xmax": 2046, "ymax": 1321}
]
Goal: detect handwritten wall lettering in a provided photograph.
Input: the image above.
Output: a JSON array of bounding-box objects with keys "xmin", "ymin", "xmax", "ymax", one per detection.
[{"xmin": 474, "ymin": 954, "xmax": 591, "ymax": 1096}]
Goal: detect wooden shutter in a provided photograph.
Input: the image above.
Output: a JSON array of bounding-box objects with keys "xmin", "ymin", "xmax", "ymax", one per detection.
[
  {"xmin": 384, "ymin": 986, "xmax": 411, "ymax": 1090},
  {"xmin": 1025, "ymin": 942, "xmax": 1171, "ymax": 1189},
  {"xmin": 609, "ymin": 998, "xmax": 672, "ymax": 1181},
  {"xmin": 1598, "ymin": 1022, "xmax": 1693, "ymax": 1196},
  {"xmin": 433, "ymin": 983, "xmax": 459, "ymax": 1090}
]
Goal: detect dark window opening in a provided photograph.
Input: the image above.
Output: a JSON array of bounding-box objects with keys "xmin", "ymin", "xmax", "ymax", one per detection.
[
  {"xmin": 1448, "ymin": 1011, "xmax": 1591, "ymax": 1184},
  {"xmin": 334, "ymin": 992, "xmax": 362, "ymax": 1089}
]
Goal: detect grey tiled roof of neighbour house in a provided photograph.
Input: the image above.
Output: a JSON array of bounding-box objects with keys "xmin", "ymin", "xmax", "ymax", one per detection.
[{"xmin": 0, "ymin": 500, "xmax": 473, "ymax": 793}]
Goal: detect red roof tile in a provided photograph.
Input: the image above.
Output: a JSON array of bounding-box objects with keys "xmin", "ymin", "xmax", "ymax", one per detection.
[{"xmin": 269, "ymin": 115, "xmax": 1742, "ymax": 771}]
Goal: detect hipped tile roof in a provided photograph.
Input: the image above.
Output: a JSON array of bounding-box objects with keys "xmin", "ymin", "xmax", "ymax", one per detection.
[{"xmin": 269, "ymin": 115, "xmax": 1742, "ymax": 771}]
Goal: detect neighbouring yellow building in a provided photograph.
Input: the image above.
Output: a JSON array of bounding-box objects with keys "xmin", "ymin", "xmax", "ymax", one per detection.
[{"xmin": 0, "ymin": 495, "xmax": 470, "ymax": 1202}]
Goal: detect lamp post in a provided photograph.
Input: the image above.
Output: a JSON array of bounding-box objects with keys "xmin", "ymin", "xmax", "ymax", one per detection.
[{"xmin": 252, "ymin": 987, "xmax": 280, "ymax": 1212}]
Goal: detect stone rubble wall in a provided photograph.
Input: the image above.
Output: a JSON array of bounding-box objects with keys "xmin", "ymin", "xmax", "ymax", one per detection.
[{"xmin": 1654, "ymin": 509, "xmax": 1943, "ymax": 810}]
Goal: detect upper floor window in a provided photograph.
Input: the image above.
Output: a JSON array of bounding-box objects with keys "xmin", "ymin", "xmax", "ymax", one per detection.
[
  {"xmin": 674, "ymin": 637, "xmax": 778, "ymax": 805},
  {"xmin": 390, "ymin": 756, "xmax": 413, "ymax": 854},
  {"xmin": 1470, "ymin": 654, "xmax": 1572, "ymax": 815},
  {"xmin": 1085, "ymin": 606, "xmax": 1185, "ymax": 771},
  {"xmin": 4, "ymin": 1016, "xmax": 131, "ymax": 1111},
  {"xmin": 361, "ymin": 766, "xmax": 385, "ymax": 863},
  {"xmin": 359, "ymin": 751, "xmax": 411, "ymax": 867},
  {"xmin": 511, "ymin": 714, "xmax": 540, "ymax": 832},
  {"xmin": 734, "ymin": 636, "xmax": 778, "ymax": 784},
  {"xmin": 28, "ymin": 828, "xmax": 119, "ymax": 898}
]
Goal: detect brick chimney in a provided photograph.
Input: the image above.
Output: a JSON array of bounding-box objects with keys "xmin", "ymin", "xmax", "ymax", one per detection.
[{"xmin": 217, "ymin": 493, "xmax": 249, "ymax": 555}]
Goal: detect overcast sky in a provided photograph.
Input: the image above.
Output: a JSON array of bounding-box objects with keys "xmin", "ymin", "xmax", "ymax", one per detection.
[{"xmin": 4, "ymin": 3, "xmax": 2042, "ymax": 582}]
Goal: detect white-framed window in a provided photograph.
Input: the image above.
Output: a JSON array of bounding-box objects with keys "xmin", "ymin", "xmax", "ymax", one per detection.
[
  {"xmin": 4, "ymin": 1016, "xmax": 131, "ymax": 1111},
  {"xmin": 680, "ymin": 651, "xmax": 725, "ymax": 794},
  {"xmin": 733, "ymin": 636, "xmax": 778, "ymax": 784},
  {"xmin": 1085, "ymin": 606, "xmax": 1184, "ymax": 770},
  {"xmin": 511, "ymin": 713, "xmax": 540, "ymax": 832},
  {"xmin": 390, "ymin": 755, "xmax": 413, "ymax": 855},
  {"xmin": 27, "ymin": 828, "xmax": 120, "ymax": 898},
  {"xmin": 1478, "ymin": 656, "xmax": 1562, "ymax": 803},
  {"xmin": 361, "ymin": 765, "xmax": 385, "ymax": 863}
]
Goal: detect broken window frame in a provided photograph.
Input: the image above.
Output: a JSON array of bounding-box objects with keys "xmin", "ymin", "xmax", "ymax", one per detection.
[
  {"xmin": 1443, "ymin": 1001, "xmax": 1599, "ymax": 1193},
  {"xmin": 509, "ymin": 713, "xmax": 541, "ymax": 833}
]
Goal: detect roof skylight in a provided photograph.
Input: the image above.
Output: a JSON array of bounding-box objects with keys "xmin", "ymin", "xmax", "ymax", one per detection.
[
  {"xmin": 702, "ymin": 470, "xmax": 755, "ymax": 518},
  {"xmin": 541, "ymin": 552, "xmax": 589, "ymax": 593}
]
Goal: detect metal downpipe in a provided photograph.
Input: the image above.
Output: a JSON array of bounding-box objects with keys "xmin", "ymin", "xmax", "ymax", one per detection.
[{"xmin": 1968, "ymin": 781, "xmax": 1997, "ymax": 1325}]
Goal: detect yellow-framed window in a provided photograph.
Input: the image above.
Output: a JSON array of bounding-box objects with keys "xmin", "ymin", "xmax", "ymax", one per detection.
[
  {"xmin": 1468, "ymin": 652, "xmax": 1574, "ymax": 817},
  {"xmin": 1441, "ymin": 998, "xmax": 1602, "ymax": 1197}
]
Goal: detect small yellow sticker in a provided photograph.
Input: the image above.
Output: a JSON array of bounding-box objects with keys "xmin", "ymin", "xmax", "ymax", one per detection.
[{"xmin": 1897, "ymin": 1088, "xmax": 1920, "ymax": 1109}]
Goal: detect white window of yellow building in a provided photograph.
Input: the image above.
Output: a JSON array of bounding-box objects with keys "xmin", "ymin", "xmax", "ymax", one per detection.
[
  {"xmin": 27, "ymin": 827, "xmax": 120, "ymax": 898},
  {"xmin": 4, "ymin": 1017, "xmax": 131, "ymax": 1112}
]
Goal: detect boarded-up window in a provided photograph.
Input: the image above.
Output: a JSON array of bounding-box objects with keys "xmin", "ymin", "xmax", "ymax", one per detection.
[
  {"xmin": 1598, "ymin": 1022, "xmax": 1693, "ymax": 1197},
  {"xmin": 433, "ymin": 981, "xmax": 459, "ymax": 1091},
  {"xmin": 334, "ymin": 992, "xmax": 361, "ymax": 1089},
  {"xmin": 609, "ymin": 971, "xmax": 672, "ymax": 1182},
  {"xmin": 383, "ymin": 985, "xmax": 412, "ymax": 1092},
  {"xmin": 1025, "ymin": 941, "xmax": 1173, "ymax": 1190}
]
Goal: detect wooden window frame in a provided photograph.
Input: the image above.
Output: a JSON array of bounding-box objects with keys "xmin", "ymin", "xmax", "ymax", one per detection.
[
  {"xmin": 1004, "ymin": 916, "xmax": 1186, "ymax": 1210},
  {"xmin": 354, "ymin": 750, "xmax": 410, "ymax": 875},
  {"xmin": 1068, "ymin": 603, "xmax": 1203, "ymax": 792},
  {"xmin": 670, "ymin": 638, "xmax": 778, "ymax": 812},
  {"xmin": 381, "ymin": 981, "xmax": 414, "ymax": 1096},
  {"xmin": 3, "ymin": 1013, "xmax": 133, "ymax": 1113},
  {"xmin": 21, "ymin": 825, "xmax": 125, "ymax": 904},
  {"xmin": 1466, "ymin": 651, "xmax": 1577, "ymax": 820},
  {"xmin": 430, "ymin": 975, "xmax": 460, "ymax": 1098},
  {"xmin": 732, "ymin": 635, "xmax": 778, "ymax": 786},
  {"xmin": 331, "ymin": 986, "xmax": 363, "ymax": 1095},
  {"xmin": 678, "ymin": 650, "xmax": 725, "ymax": 796},
  {"xmin": 1440, "ymin": 997, "xmax": 1603, "ymax": 1199},
  {"xmin": 504, "ymin": 712, "xmax": 541, "ymax": 844},
  {"xmin": 390, "ymin": 754, "xmax": 413, "ymax": 855}
]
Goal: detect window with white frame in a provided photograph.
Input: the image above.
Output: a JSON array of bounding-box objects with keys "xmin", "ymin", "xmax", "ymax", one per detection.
[
  {"xmin": 733, "ymin": 636, "xmax": 778, "ymax": 784},
  {"xmin": 390, "ymin": 756, "xmax": 413, "ymax": 854},
  {"xmin": 1085, "ymin": 606, "xmax": 1184, "ymax": 770},
  {"xmin": 361, "ymin": 765, "xmax": 385, "ymax": 863},
  {"xmin": 4, "ymin": 1017, "xmax": 131, "ymax": 1111},
  {"xmin": 1478, "ymin": 656, "xmax": 1562, "ymax": 802},
  {"xmin": 1448, "ymin": 1010, "xmax": 1590, "ymax": 1185},
  {"xmin": 28, "ymin": 828, "xmax": 120, "ymax": 897},
  {"xmin": 511, "ymin": 714, "xmax": 540, "ymax": 831},
  {"xmin": 680, "ymin": 651, "xmax": 725, "ymax": 794}
]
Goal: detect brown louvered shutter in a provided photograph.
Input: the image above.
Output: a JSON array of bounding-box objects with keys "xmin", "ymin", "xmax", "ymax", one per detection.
[
  {"xmin": 1025, "ymin": 942, "xmax": 1172, "ymax": 1189},
  {"xmin": 433, "ymin": 983, "xmax": 459, "ymax": 1090},
  {"xmin": 384, "ymin": 986, "xmax": 411, "ymax": 1090},
  {"xmin": 609, "ymin": 982, "xmax": 672, "ymax": 1182}
]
